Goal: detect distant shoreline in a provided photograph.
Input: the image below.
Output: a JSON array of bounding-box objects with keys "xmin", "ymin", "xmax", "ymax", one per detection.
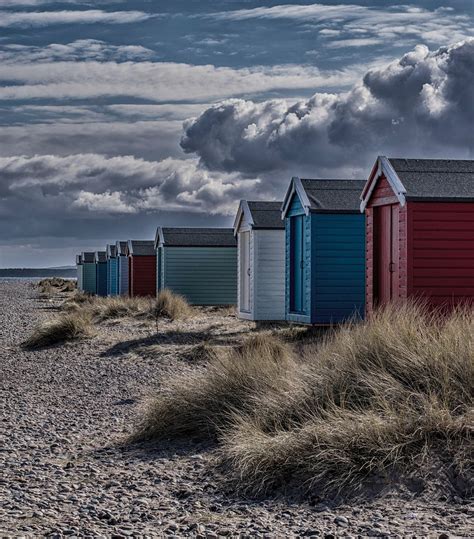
[{"xmin": 0, "ymin": 268, "xmax": 76, "ymax": 278}]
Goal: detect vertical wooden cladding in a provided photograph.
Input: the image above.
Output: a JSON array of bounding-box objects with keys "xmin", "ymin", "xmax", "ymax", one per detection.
[
  {"xmin": 129, "ymin": 256, "xmax": 156, "ymax": 297},
  {"xmin": 410, "ymin": 202, "xmax": 474, "ymax": 307},
  {"xmin": 365, "ymin": 175, "xmax": 407, "ymax": 316}
]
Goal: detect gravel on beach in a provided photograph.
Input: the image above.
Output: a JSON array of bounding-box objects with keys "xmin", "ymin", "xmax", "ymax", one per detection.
[{"xmin": 1, "ymin": 280, "xmax": 472, "ymax": 537}]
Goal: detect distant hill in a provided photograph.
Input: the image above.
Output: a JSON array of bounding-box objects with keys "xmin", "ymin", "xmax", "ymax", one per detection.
[{"xmin": 0, "ymin": 267, "xmax": 76, "ymax": 278}]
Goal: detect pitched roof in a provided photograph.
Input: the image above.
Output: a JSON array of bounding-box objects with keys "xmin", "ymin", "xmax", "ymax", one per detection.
[
  {"xmin": 389, "ymin": 158, "xmax": 474, "ymax": 200},
  {"xmin": 156, "ymin": 227, "xmax": 236, "ymax": 248},
  {"xmin": 127, "ymin": 240, "xmax": 155, "ymax": 256},
  {"xmin": 95, "ymin": 251, "xmax": 107, "ymax": 263},
  {"xmin": 360, "ymin": 156, "xmax": 474, "ymax": 210},
  {"xmin": 116, "ymin": 241, "xmax": 128, "ymax": 255},
  {"xmin": 82, "ymin": 252, "xmax": 95, "ymax": 263},
  {"xmin": 106, "ymin": 244, "xmax": 117, "ymax": 258},
  {"xmin": 282, "ymin": 177, "xmax": 365, "ymax": 217}
]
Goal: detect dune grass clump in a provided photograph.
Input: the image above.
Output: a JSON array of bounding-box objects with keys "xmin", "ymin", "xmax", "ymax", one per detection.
[
  {"xmin": 132, "ymin": 301, "xmax": 473, "ymax": 497},
  {"xmin": 132, "ymin": 333, "xmax": 295, "ymax": 442},
  {"xmin": 23, "ymin": 312, "xmax": 93, "ymax": 350},
  {"xmin": 150, "ymin": 289, "xmax": 192, "ymax": 321},
  {"xmin": 62, "ymin": 290, "xmax": 192, "ymax": 323},
  {"xmin": 220, "ymin": 303, "xmax": 474, "ymax": 496},
  {"xmin": 91, "ymin": 296, "xmax": 152, "ymax": 321},
  {"xmin": 38, "ymin": 277, "xmax": 76, "ymax": 294}
]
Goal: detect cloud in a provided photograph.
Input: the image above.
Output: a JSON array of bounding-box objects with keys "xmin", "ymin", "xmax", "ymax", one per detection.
[
  {"xmin": 0, "ymin": 58, "xmax": 368, "ymax": 102},
  {"xmin": 0, "ymin": 40, "xmax": 155, "ymax": 63},
  {"xmin": 0, "ymin": 154, "xmax": 263, "ymax": 238},
  {"xmin": 210, "ymin": 4, "xmax": 473, "ymax": 47},
  {"xmin": 180, "ymin": 39, "xmax": 474, "ymax": 176},
  {"xmin": 0, "ymin": 9, "xmax": 151, "ymax": 28},
  {"xmin": 0, "ymin": 119, "xmax": 184, "ymax": 161}
]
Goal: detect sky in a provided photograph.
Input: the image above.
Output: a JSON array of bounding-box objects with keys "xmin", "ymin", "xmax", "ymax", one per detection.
[{"xmin": 0, "ymin": 0, "xmax": 473, "ymax": 267}]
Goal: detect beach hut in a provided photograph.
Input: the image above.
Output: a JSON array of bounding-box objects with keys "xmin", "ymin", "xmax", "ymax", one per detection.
[
  {"xmin": 127, "ymin": 240, "xmax": 156, "ymax": 297},
  {"xmin": 106, "ymin": 244, "xmax": 118, "ymax": 296},
  {"xmin": 281, "ymin": 177, "xmax": 366, "ymax": 325},
  {"xmin": 76, "ymin": 254, "xmax": 83, "ymax": 292},
  {"xmin": 116, "ymin": 241, "xmax": 129, "ymax": 296},
  {"xmin": 155, "ymin": 227, "xmax": 237, "ymax": 305},
  {"xmin": 233, "ymin": 201, "xmax": 285, "ymax": 320},
  {"xmin": 360, "ymin": 156, "xmax": 474, "ymax": 315},
  {"xmin": 95, "ymin": 251, "xmax": 108, "ymax": 297},
  {"xmin": 81, "ymin": 252, "xmax": 97, "ymax": 294}
]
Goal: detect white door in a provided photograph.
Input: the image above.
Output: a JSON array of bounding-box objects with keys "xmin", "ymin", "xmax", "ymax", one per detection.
[{"xmin": 240, "ymin": 232, "xmax": 251, "ymax": 312}]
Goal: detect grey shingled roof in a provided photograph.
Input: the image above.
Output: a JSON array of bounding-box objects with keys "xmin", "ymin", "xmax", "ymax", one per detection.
[
  {"xmin": 129, "ymin": 240, "xmax": 155, "ymax": 256},
  {"xmin": 116, "ymin": 241, "xmax": 128, "ymax": 255},
  {"xmin": 301, "ymin": 179, "xmax": 366, "ymax": 212},
  {"xmin": 247, "ymin": 201, "xmax": 284, "ymax": 229},
  {"xmin": 82, "ymin": 252, "xmax": 95, "ymax": 263},
  {"xmin": 96, "ymin": 251, "xmax": 107, "ymax": 263},
  {"xmin": 160, "ymin": 227, "xmax": 236, "ymax": 247},
  {"xmin": 389, "ymin": 158, "xmax": 474, "ymax": 200}
]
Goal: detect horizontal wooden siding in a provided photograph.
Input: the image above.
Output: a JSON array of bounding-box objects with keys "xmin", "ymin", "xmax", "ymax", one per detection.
[
  {"xmin": 312, "ymin": 213, "xmax": 365, "ymax": 324},
  {"xmin": 163, "ymin": 247, "xmax": 237, "ymax": 305}
]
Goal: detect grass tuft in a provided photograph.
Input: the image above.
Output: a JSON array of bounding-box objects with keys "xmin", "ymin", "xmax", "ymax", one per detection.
[
  {"xmin": 23, "ymin": 312, "xmax": 93, "ymax": 350},
  {"xmin": 151, "ymin": 289, "xmax": 192, "ymax": 321},
  {"xmin": 132, "ymin": 333, "xmax": 294, "ymax": 442},
  {"xmin": 133, "ymin": 302, "xmax": 473, "ymax": 498}
]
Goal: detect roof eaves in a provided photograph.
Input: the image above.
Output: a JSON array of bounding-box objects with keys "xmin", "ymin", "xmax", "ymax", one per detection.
[
  {"xmin": 233, "ymin": 200, "xmax": 254, "ymax": 235},
  {"xmin": 360, "ymin": 155, "xmax": 407, "ymax": 212},
  {"xmin": 281, "ymin": 176, "xmax": 311, "ymax": 218}
]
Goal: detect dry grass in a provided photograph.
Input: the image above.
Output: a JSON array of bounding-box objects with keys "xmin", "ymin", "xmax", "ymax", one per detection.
[
  {"xmin": 134, "ymin": 302, "xmax": 473, "ymax": 497},
  {"xmin": 183, "ymin": 342, "xmax": 221, "ymax": 363},
  {"xmin": 23, "ymin": 312, "xmax": 94, "ymax": 350},
  {"xmin": 61, "ymin": 289, "xmax": 192, "ymax": 323},
  {"xmin": 151, "ymin": 289, "xmax": 192, "ymax": 321},
  {"xmin": 38, "ymin": 277, "xmax": 76, "ymax": 294},
  {"xmin": 132, "ymin": 333, "xmax": 294, "ymax": 442}
]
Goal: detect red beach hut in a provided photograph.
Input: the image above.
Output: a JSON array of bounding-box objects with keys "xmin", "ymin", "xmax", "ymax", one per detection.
[
  {"xmin": 361, "ymin": 156, "xmax": 474, "ymax": 315},
  {"xmin": 126, "ymin": 240, "xmax": 156, "ymax": 297}
]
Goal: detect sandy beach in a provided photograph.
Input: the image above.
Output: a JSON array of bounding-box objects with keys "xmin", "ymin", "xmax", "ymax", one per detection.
[{"xmin": 1, "ymin": 280, "xmax": 472, "ymax": 537}]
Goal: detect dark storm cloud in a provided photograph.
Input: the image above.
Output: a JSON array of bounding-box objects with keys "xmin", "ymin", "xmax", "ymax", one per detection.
[{"xmin": 181, "ymin": 39, "xmax": 474, "ymax": 176}]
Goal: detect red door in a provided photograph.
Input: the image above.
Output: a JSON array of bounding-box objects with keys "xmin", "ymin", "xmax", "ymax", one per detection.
[{"xmin": 375, "ymin": 204, "xmax": 399, "ymax": 306}]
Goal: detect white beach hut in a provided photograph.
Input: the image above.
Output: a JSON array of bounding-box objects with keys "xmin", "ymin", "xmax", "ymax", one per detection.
[{"xmin": 233, "ymin": 200, "xmax": 286, "ymax": 321}]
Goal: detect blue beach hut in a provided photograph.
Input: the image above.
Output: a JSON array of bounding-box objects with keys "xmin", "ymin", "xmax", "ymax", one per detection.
[
  {"xmin": 81, "ymin": 252, "xmax": 96, "ymax": 294},
  {"xmin": 116, "ymin": 241, "xmax": 129, "ymax": 296},
  {"xmin": 106, "ymin": 244, "xmax": 118, "ymax": 296},
  {"xmin": 95, "ymin": 251, "xmax": 108, "ymax": 297},
  {"xmin": 281, "ymin": 177, "xmax": 366, "ymax": 325}
]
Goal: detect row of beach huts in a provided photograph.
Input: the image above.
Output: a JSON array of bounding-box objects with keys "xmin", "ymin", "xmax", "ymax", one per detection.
[{"xmin": 75, "ymin": 156, "xmax": 474, "ymax": 324}]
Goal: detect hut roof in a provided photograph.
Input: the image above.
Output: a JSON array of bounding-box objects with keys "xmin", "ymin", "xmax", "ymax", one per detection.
[
  {"xmin": 82, "ymin": 252, "xmax": 95, "ymax": 263},
  {"xmin": 282, "ymin": 177, "xmax": 365, "ymax": 217},
  {"xmin": 233, "ymin": 200, "xmax": 284, "ymax": 234},
  {"xmin": 106, "ymin": 244, "xmax": 117, "ymax": 258},
  {"xmin": 361, "ymin": 156, "xmax": 474, "ymax": 210},
  {"xmin": 127, "ymin": 240, "xmax": 155, "ymax": 256},
  {"xmin": 95, "ymin": 251, "xmax": 107, "ymax": 263},
  {"xmin": 156, "ymin": 227, "xmax": 236, "ymax": 248},
  {"xmin": 116, "ymin": 241, "xmax": 128, "ymax": 255}
]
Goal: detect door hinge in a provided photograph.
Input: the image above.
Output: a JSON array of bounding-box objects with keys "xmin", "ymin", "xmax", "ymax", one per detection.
[{"xmin": 389, "ymin": 262, "xmax": 396, "ymax": 273}]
